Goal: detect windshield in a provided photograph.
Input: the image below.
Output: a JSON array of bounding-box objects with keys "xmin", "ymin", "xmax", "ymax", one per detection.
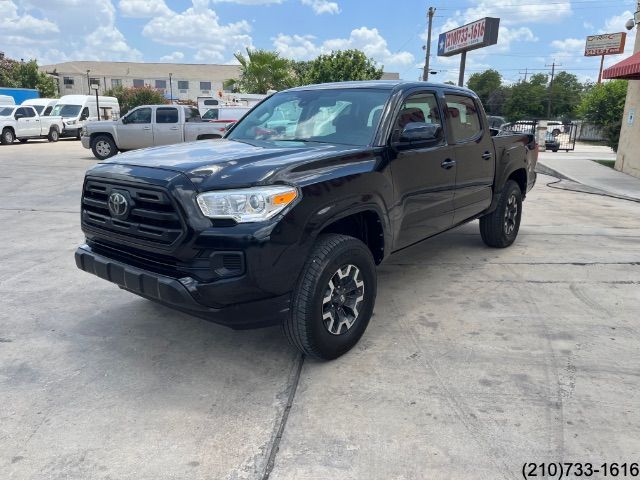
[
  {"xmin": 227, "ymin": 88, "xmax": 391, "ymax": 146},
  {"xmin": 0, "ymin": 107, "xmax": 14, "ymax": 116},
  {"xmin": 51, "ymin": 104, "xmax": 82, "ymax": 118}
]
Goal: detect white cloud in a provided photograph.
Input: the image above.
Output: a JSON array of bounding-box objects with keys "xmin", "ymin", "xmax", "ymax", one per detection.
[
  {"xmin": 1, "ymin": 0, "xmax": 141, "ymax": 64},
  {"xmin": 141, "ymin": 0, "xmax": 253, "ymax": 60},
  {"xmin": 160, "ymin": 51, "xmax": 186, "ymax": 62},
  {"xmin": 463, "ymin": 0, "xmax": 572, "ymax": 26},
  {"xmin": 210, "ymin": 0, "xmax": 283, "ymax": 3},
  {"xmin": 273, "ymin": 27, "xmax": 414, "ymax": 71},
  {"xmin": 301, "ymin": 0, "xmax": 340, "ymax": 15},
  {"xmin": 118, "ymin": 0, "xmax": 172, "ymax": 17}
]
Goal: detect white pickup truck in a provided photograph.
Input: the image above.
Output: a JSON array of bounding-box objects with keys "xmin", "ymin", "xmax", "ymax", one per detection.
[
  {"xmin": 0, "ymin": 105, "xmax": 64, "ymax": 144},
  {"xmin": 81, "ymin": 104, "xmax": 224, "ymax": 160}
]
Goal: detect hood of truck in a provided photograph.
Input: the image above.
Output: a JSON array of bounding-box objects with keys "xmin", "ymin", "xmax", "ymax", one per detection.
[{"xmin": 99, "ymin": 139, "xmax": 379, "ymax": 191}]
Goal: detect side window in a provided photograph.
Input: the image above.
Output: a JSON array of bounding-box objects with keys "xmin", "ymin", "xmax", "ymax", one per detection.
[
  {"xmin": 445, "ymin": 94, "xmax": 482, "ymax": 143},
  {"xmin": 126, "ymin": 108, "xmax": 152, "ymax": 124},
  {"xmin": 185, "ymin": 108, "xmax": 201, "ymax": 122},
  {"xmin": 392, "ymin": 92, "xmax": 443, "ymax": 143},
  {"xmin": 156, "ymin": 107, "xmax": 179, "ymax": 124},
  {"xmin": 16, "ymin": 107, "xmax": 28, "ymax": 118},
  {"xmin": 25, "ymin": 107, "xmax": 36, "ymax": 117},
  {"xmin": 32, "ymin": 105, "xmax": 44, "ymax": 115},
  {"xmin": 81, "ymin": 107, "xmax": 89, "ymax": 119},
  {"xmin": 43, "ymin": 106, "xmax": 52, "ymax": 116}
]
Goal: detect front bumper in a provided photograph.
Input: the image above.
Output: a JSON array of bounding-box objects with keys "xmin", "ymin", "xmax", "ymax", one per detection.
[
  {"xmin": 75, "ymin": 244, "xmax": 290, "ymax": 329},
  {"xmin": 81, "ymin": 135, "xmax": 91, "ymax": 149}
]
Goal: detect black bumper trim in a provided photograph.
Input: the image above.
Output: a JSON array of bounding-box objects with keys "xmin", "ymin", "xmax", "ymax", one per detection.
[{"xmin": 75, "ymin": 245, "xmax": 289, "ymax": 329}]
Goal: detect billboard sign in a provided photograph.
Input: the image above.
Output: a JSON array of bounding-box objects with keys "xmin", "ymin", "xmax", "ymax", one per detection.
[
  {"xmin": 584, "ymin": 32, "xmax": 627, "ymax": 57},
  {"xmin": 438, "ymin": 17, "xmax": 500, "ymax": 57}
]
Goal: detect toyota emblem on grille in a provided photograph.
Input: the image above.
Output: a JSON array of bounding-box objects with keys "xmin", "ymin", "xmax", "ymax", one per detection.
[{"xmin": 108, "ymin": 192, "xmax": 129, "ymax": 218}]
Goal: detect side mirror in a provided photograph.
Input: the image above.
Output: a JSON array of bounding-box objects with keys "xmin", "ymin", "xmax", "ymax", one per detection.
[
  {"xmin": 14, "ymin": 113, "xmax": 25, "ymax": 120},
  {"xmin": 121, "ymin": 116, "xmax": 128, "ymax": 125},
  {"xmin": 80, "ymin": 113, "xmax": 89, "ymax": 121},
  {"xmin": 398, "ymin": 122, "xmax": 442, "ymax": 144}
]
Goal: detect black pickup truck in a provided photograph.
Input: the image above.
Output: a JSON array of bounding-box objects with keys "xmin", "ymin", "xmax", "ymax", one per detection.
[{"xmin": 75, "ymin": 81, "xmax": 537, "ymax": 360}]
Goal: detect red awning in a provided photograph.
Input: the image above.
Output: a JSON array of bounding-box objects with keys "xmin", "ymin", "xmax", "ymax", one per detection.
[{"xmin": 603, "ymin": 51, "xmax": 640, "ymax": 80}]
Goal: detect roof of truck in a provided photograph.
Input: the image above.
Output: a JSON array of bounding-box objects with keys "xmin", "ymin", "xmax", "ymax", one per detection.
[{"xmin": 286, "ymin": 80, "xmax": 476, "ymax": 95}]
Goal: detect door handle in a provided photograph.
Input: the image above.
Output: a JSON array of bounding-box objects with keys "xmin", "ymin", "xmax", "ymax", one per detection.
[
  {"xmin": 143, "ymin": 126, "xmax": 151, "ymax": 130},
  {"xmin": 482, "ymin": 151, "xmax": 493, "ymax": 161},
  {"xmin": 170, "ymin": 126, "xmax": 179, "ymax": 130},
  {"xmin": 441, "ymin": 159, "xmax": 456, "ymax": 170}
]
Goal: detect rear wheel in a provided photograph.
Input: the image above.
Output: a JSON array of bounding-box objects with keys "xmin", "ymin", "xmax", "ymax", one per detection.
[
  {"xmin": 479, "ymin": 180, "xmax": 522, "ymax": 248},
  {"xmin": 91, "ymin": 135, "xmax": 117, "ymax": 160},
  {"xmin": 283, "ymin": 234, "xmax": 377, "ymax": 360},
  {"xmin": 48, "ymin": 128, "xmax": 59, "ymax": 142},
  {"xmin": 1, "ymin": 128, "xmax": 15, "ymax": 145}
]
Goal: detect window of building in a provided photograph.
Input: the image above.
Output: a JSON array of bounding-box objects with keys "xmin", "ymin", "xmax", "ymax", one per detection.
[
  {"xmin": 177, "ymin": 80, "xmax": 189, "ymax": 90},
  {"xmin": 133, "ymin": 79, "xmax": 144, "ymax": 88},
  {"xmin": 90, "ymin": 77, "xmax": 100, "ymax": 86},
  {"xmin": 444, "ymin": 94, "xmax": 482, "ymax": 143},
  {"xmin": 156, "ymin": 107, "xmax": 179, "ymax": 124},
  {"xmin": 63, "ymin": 77, "xmax": 74, "ymax": 89},
  {"xmin": 111, "ymin": 79, "xmax": 122, "ymax": 88},
  {"xmin": 155, "ymin": 79, "xmax": 167, "ymax": 89},
  {"xmin": 200, "ymin": 81, "xmax": 212, "ymax": 92}
]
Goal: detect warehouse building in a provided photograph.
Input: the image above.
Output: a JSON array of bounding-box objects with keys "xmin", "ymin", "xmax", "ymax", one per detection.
[{"xmin": 40, "ymin": 60, "xmax": 400, "ymax": 102}]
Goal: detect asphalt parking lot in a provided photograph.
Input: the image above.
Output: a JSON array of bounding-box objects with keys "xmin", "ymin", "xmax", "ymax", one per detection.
[{"xmin": 1, "ymin": 139, "xmax": 640, "ymax": 479}]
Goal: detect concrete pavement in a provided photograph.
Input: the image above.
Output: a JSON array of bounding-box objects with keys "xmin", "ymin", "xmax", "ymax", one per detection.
[
  {"xmin": 538, "ymin": 143, "xmax": 640, "ymax": 201},
  {"xmin": 1, "ymin": 139, "xmax": 640, "ymax": 480}
]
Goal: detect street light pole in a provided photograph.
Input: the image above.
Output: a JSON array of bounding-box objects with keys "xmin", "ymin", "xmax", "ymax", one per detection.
[
  {"xmin": 91, "ymin": 84, "xmax": 100, "ymax": 120},
  {"xmin": 86, "ymin": 70, "xmax": 91, "ymax": 94},
  {"xmin": 169, "ymin": 72, "xmax": 173, "ymax": 104},
  {"xmin": 423, "ymin": 7, "xmax": 436, "ymax": 81}
]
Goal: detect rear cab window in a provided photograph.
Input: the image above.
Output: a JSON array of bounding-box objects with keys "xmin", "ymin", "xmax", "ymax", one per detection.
[
  {"xmin": 444, "ymin": 94, "xmax": 482, "ymax": 143},
  {"xmin": 156, "ymin": 107, "xmax": 179, "ymax": 124}
]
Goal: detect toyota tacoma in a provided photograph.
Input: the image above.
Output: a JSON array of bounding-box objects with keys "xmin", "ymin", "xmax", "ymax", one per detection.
[{"xmin": 75, "ymin": 81, "xmax": 537, "ymax": 360}]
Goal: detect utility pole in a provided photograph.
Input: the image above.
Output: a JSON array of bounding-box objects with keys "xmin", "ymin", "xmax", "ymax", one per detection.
[
  {"xmin": 519, "ymin": 68, "xmax": 529, "ymax": 82},
  {"xmin": 423, "ymin": 7, "xmax": 436, "ymax": 81},
  {"xmin": 546, "ymin": 60, "xmax": 561, "ymax": 118},
  {"xmin": 169, "ymin": 72, "xmax": 173, "ymax": 104}
]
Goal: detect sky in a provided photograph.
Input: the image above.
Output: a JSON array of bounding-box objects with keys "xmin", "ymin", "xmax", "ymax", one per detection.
[{"xmin": 0, "ymin": 0, "xmax": 638, "ymax": 85}]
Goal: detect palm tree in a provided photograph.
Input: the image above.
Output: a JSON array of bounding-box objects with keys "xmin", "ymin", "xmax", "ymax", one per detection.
[{"xmin": 233, "ymin": 48, "xmax": 294, "ymax": 94}]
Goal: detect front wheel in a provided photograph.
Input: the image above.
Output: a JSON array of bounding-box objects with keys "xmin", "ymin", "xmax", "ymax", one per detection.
[
  {"xmin": 283, "ymin": 234, "xmax": 377, "ymax": 360},
  {"xmin": 91, "ymin": 135, "xmax": 117, "ymax": 160},
  {"xmin": 479, "ymin": 179, "xmax": 523, "ymax": 248},
  {"xmin": 1, "ymin": 128, "xmax": 15, "ymax": 145},
  {"xmin": 48, "ymin": 128, "xmax": 59, "ymax": 142}
]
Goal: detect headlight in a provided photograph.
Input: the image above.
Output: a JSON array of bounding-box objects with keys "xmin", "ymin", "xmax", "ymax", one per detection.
[
  {"xmin": 196, "ymin": 186, "xmax": 298, "ymax": 223},
  {"xmin": 66, "ymin": 120, "xmax": 77, "ymax": 125}
]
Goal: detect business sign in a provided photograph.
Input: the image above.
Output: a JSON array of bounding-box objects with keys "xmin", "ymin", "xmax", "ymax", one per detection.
[
  {"xmin": 438, "ymin": 17, "xmax": 500, "ymax": 57},
  {"xmin": 584, "ymin": 32, "xmax": 627, "ymax": 57}
]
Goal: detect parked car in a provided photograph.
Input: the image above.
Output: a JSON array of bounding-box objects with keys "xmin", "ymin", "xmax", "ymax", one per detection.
[
  {"xmin": 547, "ymin": 121, "xmax": 564, "ymax": 137},
  {"xmin": 50, "ymin": 95, "xmax": 120, "ymax": 139},
  {"xmin": 22, "ymin": 98, "xmax": 58, "ymax": 116},
  {"xmin": 0, "ymin": 105, "xmax": 64, "ymax": 144},
  {"xmin": 545, "ymin": 131, "xmax": 560, "ymax": 152},
  {"xmin": 487, "ymin": 115, "xmax": 506, "ymax": 129},
  {"xmin": 201, "ymin": 106, "xmax": 251, "ymax": 135},
  {"xmin": 75, "ymin": 81, "xmax": 538, "ymax": 360},
  {"xmin": 0, "ymin": 95, "xmax": 16, "ymax": 106},
  {"xmin": 82, "ymin": 104, "xmax": 224, "ymax": 160}
]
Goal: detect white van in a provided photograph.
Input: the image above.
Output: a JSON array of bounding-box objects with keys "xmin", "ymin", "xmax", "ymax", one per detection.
[
  {"xmin": 50, "ymin": 95, "xmax": 120, "ymax": 138},
  {"xmin": 0, "ymin": 95, "xmax": 15, "ymax": 106},
  {"xmin": 22, "ymin": 98, "xmax": 58, "ymax": 116}
]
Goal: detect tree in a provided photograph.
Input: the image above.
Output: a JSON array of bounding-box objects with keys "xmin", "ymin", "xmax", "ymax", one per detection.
[
  {"xmin": 549, "ymin": 71, "xmax": 583, "ymax": 119},
  {"xmin": 467, "ymin": 69, "xmax": 502, "ymax": 109},
  {"xmin": 304, "ymin": 50, "xmax": 383, "ymax": 84},
  {"xmin": 0, "ymin": 57, "xmax": 57, "ymax": 97},
  {"xmin": 103, "ymin": 85, "xmax": 168, "ymax": 115},
  {"xmin": 578, "ymin": 80, "xmax": 628, "ymax": 151},
  {"xmin": 232, "ymin": 48, "xmax": 295, "ymax": 94},
  {"xmin": 504, "ymin": 78, "xmax": 548, "ymax": 121}
]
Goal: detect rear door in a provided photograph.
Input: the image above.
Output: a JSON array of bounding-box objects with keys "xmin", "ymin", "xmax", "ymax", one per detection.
[
  {"xmin": 443, "ymin": 93, "xmax": 495, "ymax": 223},
  {"xmin": 153, "ymin": 106, "xmax": 182, "ymax": 146},
  {"xmin": 389, "ymin": 90, "xmax": 457, "ymax": 249},
  {"xmin": 117, "ymin": 107, "xmax": 154, "ymax": 150}
]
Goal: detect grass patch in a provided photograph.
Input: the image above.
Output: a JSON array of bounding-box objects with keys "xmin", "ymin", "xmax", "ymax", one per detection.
[{"xmin": 593, "ymin": 160, "xmax": 616, "ymax": 169}]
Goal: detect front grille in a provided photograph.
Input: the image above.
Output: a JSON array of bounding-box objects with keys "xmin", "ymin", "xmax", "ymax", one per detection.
[{"xmin": 82, "ymin": 179, "xmax": 185, "ymax": 248}]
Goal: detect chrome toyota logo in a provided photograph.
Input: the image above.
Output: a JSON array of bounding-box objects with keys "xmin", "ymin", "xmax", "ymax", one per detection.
[{"xmin": 108, "ymin": 192, "xmax": 129, "ymax": 218}]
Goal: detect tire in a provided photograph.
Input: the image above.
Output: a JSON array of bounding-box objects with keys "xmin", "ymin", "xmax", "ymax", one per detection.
[
  {"xmin": 552, "ymin": 129, "xmax": 561, "ymax": 137},
  {"xmin": 552, "ymin": 148, "xmax": 559, "ymax": 153},
  {"xmin": 1, "ymin": 128, "xmax": 15, "ymax": 145},
  {"xmin": 283, "ymin": 234, "xmax": 377, "ymax": 360},
  {"xmin": 479, "ymin": 180, "xmax": 523, "ymax": 248},
  {"xmin": 91, "ymin": 135, "xmax": 117, "ymax": 160},
  {"xmin": 48, "ymin": 128, "xmax": 59, "ymax": 142}
]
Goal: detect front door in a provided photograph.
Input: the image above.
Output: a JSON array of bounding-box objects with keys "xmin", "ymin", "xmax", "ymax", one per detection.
[
  {"xmin": 389, "ymin": 91, "xmax": 457, "ymax": 249},
  {"xmin": 153, "ymin": 107, "xmax": 182, "ymax": 146},
  {"xmin": 15, "ymin": 107, "xmax": 39, "ymax": 137},
  {"xmin": 444, "ymin": 93, "xmax": 495, "ymax": 223},
  {"xmin": 118, "ymin": 107, "xmax": 154, "ymax": 150}
]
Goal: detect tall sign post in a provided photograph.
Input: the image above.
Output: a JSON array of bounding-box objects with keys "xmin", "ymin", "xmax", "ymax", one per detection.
[
  {"xmin": 584, "ymin": 32, "xmax": 627, "ymax": 83},
  {"xmin": 437, "ymin": 17, "xmax": 500, "ymax": 87}
]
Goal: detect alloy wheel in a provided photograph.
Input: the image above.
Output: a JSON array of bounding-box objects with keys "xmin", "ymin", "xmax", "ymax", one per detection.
[
  {"xmin": 504, "ymin": 193, "xmax": 518, "ymax": 235},
  {"xmin": 321, "ymin": 264, "xmax": 365, "ymax": 335},
  {"xmin": 95, "ymin": 140, "xmax": 111, "ymax": 157}
]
